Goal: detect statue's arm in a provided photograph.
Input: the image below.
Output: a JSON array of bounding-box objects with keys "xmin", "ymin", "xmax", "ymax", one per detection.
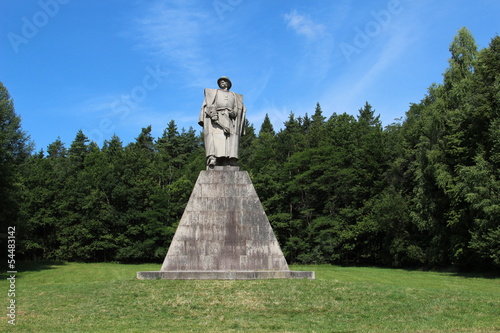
[
  {"xmin": 200, "ymin": 89, "xmax": 219, "ymax": 126},
  {"xmin": 198, "ymin": 98, "xmax": 206, "ymax": 127}
]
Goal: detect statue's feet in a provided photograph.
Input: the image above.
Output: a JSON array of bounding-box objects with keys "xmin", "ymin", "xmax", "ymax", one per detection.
[{"xmin": 207, "ymin": 156, "xmax": 216, "ymax": 169}]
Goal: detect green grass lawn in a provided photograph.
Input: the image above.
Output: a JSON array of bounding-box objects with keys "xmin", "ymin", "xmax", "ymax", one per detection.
[{"xmin": 1, "ymin": 262, "xmax": 499, "ymax": 332}]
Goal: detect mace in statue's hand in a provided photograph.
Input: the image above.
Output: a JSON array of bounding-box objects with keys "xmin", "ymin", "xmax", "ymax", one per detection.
[
  {"xmin": 221, "ymin": 124, "xmax": 230, "ymax": 136},
  {"xmin": 211, "ymin": 118, "xmax": 230, "ymax": 136}
]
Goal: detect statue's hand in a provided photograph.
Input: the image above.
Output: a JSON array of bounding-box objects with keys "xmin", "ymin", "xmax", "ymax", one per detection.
[
  {"xmin": 206, "ymin": 106, "xmax": 217, "ymax": 119},
  {"xmin": 222, "ymin": 125, "xmax": 230, "ymax": 136}
]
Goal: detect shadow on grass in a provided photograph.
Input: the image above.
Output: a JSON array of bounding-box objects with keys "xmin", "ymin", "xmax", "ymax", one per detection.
[
  {"xmin": 401, "ymin": 266, "xmax": 500, "ymax": 280},
  {"xmin": 448, "ymin": 270, "xmax": 500, "ymax": 280},
  {"xmin": 0, "ymin": 260, "xmax": 67, "ymax": 280},
  {"xmin": 335, "ymin": 264, "xmax": 500, "ymax": 280}
]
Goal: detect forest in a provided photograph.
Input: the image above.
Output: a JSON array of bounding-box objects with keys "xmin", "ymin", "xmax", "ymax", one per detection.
[{"xmin": 1, "ymin": 28, "xmax": 499, "ymax": 270}]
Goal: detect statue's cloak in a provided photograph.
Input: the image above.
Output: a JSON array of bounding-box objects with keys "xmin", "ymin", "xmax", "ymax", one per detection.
[{"xmin": 199, "ymin": 88, "xmax": 246, "ymax": 159}]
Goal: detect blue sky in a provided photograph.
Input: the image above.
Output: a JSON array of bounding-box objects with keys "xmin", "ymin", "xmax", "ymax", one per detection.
[{"xmin": 1, "ymin": 0, "xmax": 499, "ymax": 151}]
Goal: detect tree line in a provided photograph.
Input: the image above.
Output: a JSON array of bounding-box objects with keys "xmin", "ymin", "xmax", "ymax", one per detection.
[{"xmin": 1, "ymin": 28, "xmax": 499, "ymax": 270}]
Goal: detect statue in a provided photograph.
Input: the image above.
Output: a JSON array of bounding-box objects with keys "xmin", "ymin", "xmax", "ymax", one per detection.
[
  {"xmin": 137, "ymin": 77, "xmax": 314, "ymax": 280},
  {"xmin": 199, "ymin": 76, "xmax": 246, "ymax": 168}
]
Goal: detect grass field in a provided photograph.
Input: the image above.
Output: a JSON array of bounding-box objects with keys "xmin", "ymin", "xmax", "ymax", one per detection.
[{"xmin": 1, "ymin": 262, "xmax": 499, "ymax": 332}]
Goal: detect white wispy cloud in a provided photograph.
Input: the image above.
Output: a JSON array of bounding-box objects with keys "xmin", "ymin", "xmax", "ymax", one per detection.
[
  {"xmin": 134, "ymin": 1, "xmax": 213, "ymax": 87},
  {"xmin": 321, "ymin": 8, "xmax": 418, "ymax": 121},
  {"xmin": 77, "ymin": 95, "xmax": 120, "ymax": 115},
  {"xmin": 284, "ymin": 9, "xmax": 327, "ymax": 40},
  {"xmin": 283, "ymin": 9, "xmax": 335, "ymax": 82}
]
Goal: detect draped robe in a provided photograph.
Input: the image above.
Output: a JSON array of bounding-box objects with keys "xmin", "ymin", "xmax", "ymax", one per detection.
[{"xmin": 199, "ymin": 88, "xmax": 246, "ymax": 161}]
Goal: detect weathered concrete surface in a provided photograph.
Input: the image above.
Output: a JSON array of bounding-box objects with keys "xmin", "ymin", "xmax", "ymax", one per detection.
[
  {"xmin": 163, "ymin": 169, "xmax": 289, "ymax": 271},
  {"xmin": 137, "ymin": 270, "xmax": 314, "ymax": 280},
  {"xmin": 137, "ymin": 169, "xmax": 314, "ymax": 279}
]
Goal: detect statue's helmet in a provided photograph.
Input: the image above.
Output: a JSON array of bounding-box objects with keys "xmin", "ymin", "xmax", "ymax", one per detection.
[{"xmin": 217, "ymin": 76, "xmax": 232, "ymax": 90}]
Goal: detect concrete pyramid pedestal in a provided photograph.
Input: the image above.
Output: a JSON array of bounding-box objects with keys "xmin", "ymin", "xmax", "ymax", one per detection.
[{"xmin": 137, "ymin": 167, "xmax": 314, "ymax": 280}]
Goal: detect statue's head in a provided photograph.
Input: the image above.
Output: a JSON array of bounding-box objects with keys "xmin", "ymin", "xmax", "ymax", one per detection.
[{"xmin": 217, "ymin": 76, "xmax": 232, "ymax": 90}]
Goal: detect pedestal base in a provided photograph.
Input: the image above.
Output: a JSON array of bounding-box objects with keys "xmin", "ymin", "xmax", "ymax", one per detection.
[
  {"xmin": 137, "ymin": 170, "xmax": 314, "ymax": 280},
  {"xmin": 137, "ymin": 270, "xmax": 314, "ymax": 280}
]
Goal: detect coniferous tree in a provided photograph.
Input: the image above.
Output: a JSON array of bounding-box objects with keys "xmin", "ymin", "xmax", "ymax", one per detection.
[
  {"xmin": 68, "ymin": 130, "xmax": 90, "ymax": 167},
  {"xmin": 454, "ymin": 35, "xmax": 500, "ymax": 267},
  {"xmin": 238, "ymin": 119, "xmax": 256, "ymax": 171},
  {"xmin": 0, "ymin": 82, "xmax": 33, "ymax": 260},
  {"xmin": 259, "ymin": 114, "xmax": 275, "ymax": 136},
  {"xmin": 307, "ymin": 102, "xmax": 326, "ymax": 148},
  {"xmin": 47, "ymin": 137, "xmax": 67, "ymax": 159}
]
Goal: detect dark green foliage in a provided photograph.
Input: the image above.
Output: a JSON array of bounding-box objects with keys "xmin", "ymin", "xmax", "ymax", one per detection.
[
  {"xmin": 385, "ymin": 30, "xmax": 500, "ymax": 269},
  {"xmin": 0, "ymin": 82, "xmax": 33, "ymax": 264},
  {"xmin": 16, "ymin": 121, "xmax": 203, "ymax": 263},
  {"xmin": 3, "ymin": 28, "xmax": 499, "ymax": 270}
]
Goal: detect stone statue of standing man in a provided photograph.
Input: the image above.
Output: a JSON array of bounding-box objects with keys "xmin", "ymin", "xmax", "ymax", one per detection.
[{"xmin": 199, "ymin": 77, "xmax": 246, "ymax": 169}]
